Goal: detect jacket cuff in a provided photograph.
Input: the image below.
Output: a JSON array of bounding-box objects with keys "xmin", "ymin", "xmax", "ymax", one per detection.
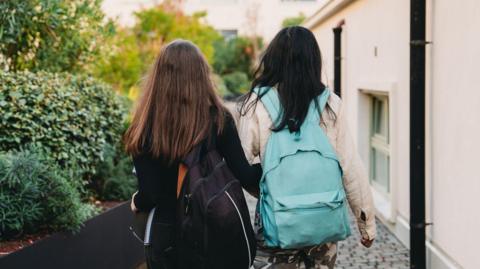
[{"xmin": 356, "ymin": 209, "xmax": 377, "ymax": 240}]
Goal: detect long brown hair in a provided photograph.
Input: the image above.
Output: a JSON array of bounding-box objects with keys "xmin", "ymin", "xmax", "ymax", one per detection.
[{"xmin": 124, "ymin": 40, "xmax": 226, "ymax": 162}]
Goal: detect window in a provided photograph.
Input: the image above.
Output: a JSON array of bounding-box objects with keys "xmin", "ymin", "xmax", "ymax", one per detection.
[
  {"xmin": 370, "ymin": 95, "xmax": 390, "ymax": 194},
  {"xmin": 219, "ymin": 29, "xmax": 238, "ymax": 40}
]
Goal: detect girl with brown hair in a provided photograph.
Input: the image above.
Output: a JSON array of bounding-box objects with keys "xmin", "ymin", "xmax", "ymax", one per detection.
[{"xmin": 124, "ymin": 40, "xmax": 262, "ymax": 268}]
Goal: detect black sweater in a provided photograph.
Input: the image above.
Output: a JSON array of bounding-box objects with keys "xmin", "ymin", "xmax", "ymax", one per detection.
[{"xmin": 133, "ymin": 113, "xmax": 262, "ymax": 223}]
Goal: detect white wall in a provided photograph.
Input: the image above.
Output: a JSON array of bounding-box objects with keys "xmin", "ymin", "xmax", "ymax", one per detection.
[
  {"xmin": 429, "ymin": 0, "xmax": 480, "ymax": 268},
  {"xmin": 102, "ymin": 0, "xmax": 326, "ymax": 41},
  {"xmin": 183, "ymin": 0, "xmax": 325, "ymax": 41},
  {"xmin": 309, "ymin": 0, "xmax": 480, "ymax": 268},
  {"xmin": 102, "ymin": 0, "xmax": 158, "ymax": 26}
]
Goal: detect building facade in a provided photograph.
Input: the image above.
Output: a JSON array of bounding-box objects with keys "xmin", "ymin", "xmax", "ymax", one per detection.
[
  {"xmin": 182, "ymin": 0, "xmax": 325, "ymax": 40},
  {"xmin": 102, "ymin": 0, "xmax": 325, "ymax": 41},
  {"xmin": 304, "ymin": 0, "xmax": 480, "ymax": 268}
]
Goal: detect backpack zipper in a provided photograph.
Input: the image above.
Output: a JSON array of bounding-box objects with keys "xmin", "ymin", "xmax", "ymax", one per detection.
[{"xmin": 225, "ymin": 191, "xmax": 252, "ymax": 268}]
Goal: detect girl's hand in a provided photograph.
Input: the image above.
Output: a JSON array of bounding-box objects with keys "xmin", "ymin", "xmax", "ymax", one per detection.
[
  {"xmin": 131, "ymin": 191, "xmax": 139, "ymax": 213},
  {"xmin": 361, "ymin": 237, "xmax": 374, "ymax": 248}
]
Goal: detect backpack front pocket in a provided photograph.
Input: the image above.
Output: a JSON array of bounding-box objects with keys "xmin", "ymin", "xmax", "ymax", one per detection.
[{"xmin": 272, "ymin": 190, "xmax": 351, "ymax": 249}]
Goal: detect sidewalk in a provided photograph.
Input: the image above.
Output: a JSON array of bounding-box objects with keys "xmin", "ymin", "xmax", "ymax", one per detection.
[{"xmin": 245, "ymin": 193, "xmax": 410, "ymax": 269}]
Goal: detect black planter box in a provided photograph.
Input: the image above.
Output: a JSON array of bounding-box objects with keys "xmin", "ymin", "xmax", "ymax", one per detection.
[{"xmin": 0, "ymin": 202, "xmax": 144, "ymax": 269}]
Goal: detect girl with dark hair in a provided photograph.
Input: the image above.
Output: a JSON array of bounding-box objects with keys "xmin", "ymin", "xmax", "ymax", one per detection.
[
  {"xmin": 237, "ymin": 26, "xmax": 376, "ymax": 269},
  {"xmin": 125, "ymin": 39, "xmax": 262, "ymax": 268}
]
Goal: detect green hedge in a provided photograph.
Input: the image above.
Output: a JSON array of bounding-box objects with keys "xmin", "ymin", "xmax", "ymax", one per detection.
[
  {"xmin": 92, "ymin": 143, "xmax": 136, "ymax": 201},
  {"xmin": 222, "ymin": 71, "xmax": 250, "ymax": 95},
  {"xmin": 0, "ymin": 148, "xmax": 96, "ymax": 240},
  {"xmin": 0, "ymin": 71, "xmax": 129, "ymax": 180}
]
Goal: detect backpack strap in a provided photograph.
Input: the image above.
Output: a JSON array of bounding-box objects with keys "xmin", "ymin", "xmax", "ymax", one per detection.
[
  {"xmin": 307, "ymin": 89, "xmax": 331, "ymax": 122},
  {"xmin": 177, "ymin": 163, "xmax": 188, "ymax": 199},
  {"xmin": 253, "ymin": 87, "xmax": 331, "ymax": 125},
  {"xmin": 253, "ymin": 87, "xmax": 282, "ymax": 127}
]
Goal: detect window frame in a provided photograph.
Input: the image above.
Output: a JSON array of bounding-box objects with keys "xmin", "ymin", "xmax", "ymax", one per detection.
[{"xmin": 369, "ymin": 94, "xmax": 391, "ymax": 196}]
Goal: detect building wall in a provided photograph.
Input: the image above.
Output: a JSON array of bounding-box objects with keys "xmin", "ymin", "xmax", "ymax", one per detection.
[
  {"xmin": 308, "ymin": 0, "xmax": 480, "ymax": 268},
  {"xmin": 183, "ymin": 0, "xmax": 325, "ymax": 41},
  {"xmin": 429, "ymin": 1, "xmax": 480, "ymax": 268},
  {"xmin": 102, "ymin": 0, "xmax": 325, "ymax": 41},
  {"xmin": 101, "ymin": 0, "xmax": 157, "ymax": 26}
]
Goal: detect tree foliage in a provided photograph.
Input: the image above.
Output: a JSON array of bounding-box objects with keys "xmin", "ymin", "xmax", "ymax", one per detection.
[
  {"xmin": 93, "ymin": 3, "xmax": 221, "ymax": 94},
  {"xmin": 212, "ymin": 36, "xmax": 259, "ymax": 95},
  {"xmin": 92, "ymin": 27, "xmax": 143, "ymax": 96},
  {"xmin": 213, "ymin": 37, "xmax": 254, "ymax": 77},
  {"xmin": 0, "ymin": 0, "xmax": 113, "ymax": 72},
  {"xmin": 282, "ymin": 13, "xmax": 306, "ymax": 27}
]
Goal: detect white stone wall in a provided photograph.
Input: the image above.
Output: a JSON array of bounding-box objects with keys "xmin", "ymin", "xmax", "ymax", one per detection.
[{"xmin": 307, "ymin": 0, "xmax": 480, "ymax": 268}]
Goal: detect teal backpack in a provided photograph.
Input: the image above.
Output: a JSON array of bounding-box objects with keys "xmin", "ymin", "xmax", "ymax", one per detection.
[{"xmin": 254, "ymin": 87, "xmax": 351, "ymax": 249}]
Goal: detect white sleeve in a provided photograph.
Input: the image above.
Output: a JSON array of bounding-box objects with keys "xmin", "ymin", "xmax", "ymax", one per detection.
[
  {"xmin": 236, "ymin": 94, "xmax": 261, "ymax": 165},
  {"xmin": 335, "ymin": 100, "xmax": 377, "ymax": 240}
]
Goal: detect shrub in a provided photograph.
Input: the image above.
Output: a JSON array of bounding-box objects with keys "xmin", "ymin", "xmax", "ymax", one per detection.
[
  {"xmin": 213, "ymin": 37, "xmax": 255, "ymax": 78},
  {"xmin": 282, "ymin": 13, "xmax": 306, "ymax": 27},
  {"xmin": 212, "ymin": 74, "xmax": 229, "ymax": 97},
  {"xmin": 0, "ymin": 148, "xmax": 96, "ymax": 240},
  {"xmin": 222, "ymin": 72, "xmax": 250, "ymax": 95},
  {"xmin": 91, "ymin": 143, "xmax": 137, "ymax": 201},
  {"xmin": 0, "ymin": 71, "xmax": 129, "ymax": 181}
]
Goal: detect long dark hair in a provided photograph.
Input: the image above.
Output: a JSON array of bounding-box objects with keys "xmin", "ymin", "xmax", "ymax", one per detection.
[
  {"xmin": 240, "ymin": 26, "xmax": 326, "ymax": 132},
  {"xmin": 124, "ymin": 40, "xmax": 226, "ymax": 162}
]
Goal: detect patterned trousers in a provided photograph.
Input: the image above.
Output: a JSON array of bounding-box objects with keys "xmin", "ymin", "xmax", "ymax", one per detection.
[
  {"xmin": 252, "ymin": 203, "xmax": 338, "ymax": 269},
  {"xmin": 253, "ymin": 243, "xmax": 337, "ymax": 269}
]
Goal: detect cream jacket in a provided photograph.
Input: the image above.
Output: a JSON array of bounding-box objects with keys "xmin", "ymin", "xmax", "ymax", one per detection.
[{"xmin": 232, "ymin": 89, "xmax": 376, "ymax": 240}]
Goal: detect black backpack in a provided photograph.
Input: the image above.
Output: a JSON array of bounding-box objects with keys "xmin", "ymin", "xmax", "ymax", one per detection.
[{"xmin": 175, "ymin": 136, "xmax": 256, "ymax": 269}]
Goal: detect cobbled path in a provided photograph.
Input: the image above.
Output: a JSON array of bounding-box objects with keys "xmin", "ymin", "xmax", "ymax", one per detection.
[{"xmin": 245, "ymin": 192, "xmax": 410, "ymax": 269}]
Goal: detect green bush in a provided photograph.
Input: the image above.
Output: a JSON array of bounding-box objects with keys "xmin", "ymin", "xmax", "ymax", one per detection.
[
  {"xmin": 0, "ymin": 0, "xmax": 113, "ymax": 72},
  {"xmin": 91, "ymin": 143, "xmax": 136, "ymax": 201},
  {"xmin": 222, "ymin": 72, "xmax": 250, "ymax": 95},
  {"xmin": 0, "ymin": 148, "xmax": 96, "ymax": 240},
  {"xmin": 0, "ymin": 71, "xmax": 129, "ymax": 181},
  {"xmin": 213, "ymin": 37, "xmax": 255, "ymax": 78},
  {"xmin": 282, "ymin": 13, "xmax": 306, "ymax": 27},
  {"xmin": 212, "ymin": 74, "xmax": 229, "ymax": 97}
]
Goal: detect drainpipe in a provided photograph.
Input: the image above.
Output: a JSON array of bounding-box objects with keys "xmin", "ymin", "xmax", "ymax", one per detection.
[
  {"xmin": 410, "ymin": 0, "xmax": 430, "ymax": 268},
  {"xmin": 333, "ymin": 20, "xmax": 345, "ymax": 97}
]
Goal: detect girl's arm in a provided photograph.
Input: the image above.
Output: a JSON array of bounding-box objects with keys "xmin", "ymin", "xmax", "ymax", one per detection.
[
  {"xmin": 217, "ymin": 112, "xmax": 263, "ymax": 194},
  {"xmin": 335, "ymin": 100, "xmax": 377, "ymax": 242},
  {"xmin": 132, "ymin": 155, "xmax": 177, "ymax": 218}
]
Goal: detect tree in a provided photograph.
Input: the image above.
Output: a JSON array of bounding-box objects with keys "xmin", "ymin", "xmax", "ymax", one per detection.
[
  {"xmin": 93, "ymin": 2, "xmax": 221, "ymax": 94},
  {"xmin": 0, "ymin": 0, "xmax": 113, "ymax": 72},
  {"xmin": 133, "ymin": 5, "xmax": 220, "ymax": 64},
  {"xmin": 282, "ymin": 13, "xmax": 306, "ymax": 27},
  {"xmin": 213, "ymin": 37, "xmax": 254, "ymax": 77},
  {"xmin": 92, "ymin": 26, "xmax": 143, "ymax": 96},
  {"xmin": 212, "ymin": 37, "xmax": 256, "ymax": 95}
]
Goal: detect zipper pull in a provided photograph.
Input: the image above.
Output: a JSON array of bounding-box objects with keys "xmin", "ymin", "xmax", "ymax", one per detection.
[{"xmin": 184, "ymin": 194, "xmax": 192, "ymax": 215}]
